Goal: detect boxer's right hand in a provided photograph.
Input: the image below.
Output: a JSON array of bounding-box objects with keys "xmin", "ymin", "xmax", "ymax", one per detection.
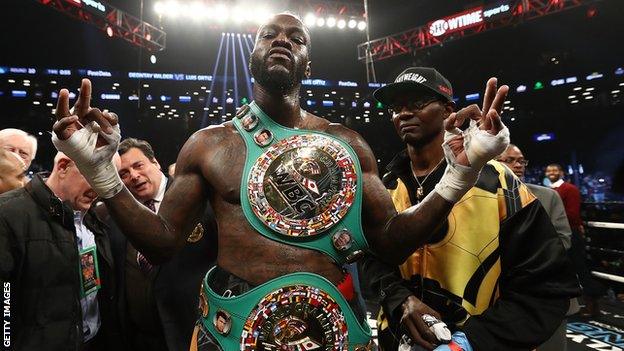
[{"xmin": 52, "ymin": 78, "xmax": 124, "ymax": 199}]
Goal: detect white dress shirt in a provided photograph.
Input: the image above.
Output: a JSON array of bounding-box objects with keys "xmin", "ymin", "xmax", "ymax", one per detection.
[{"xmin": 152, "ymin": 174, "xmax": 167, "ymax": 213}]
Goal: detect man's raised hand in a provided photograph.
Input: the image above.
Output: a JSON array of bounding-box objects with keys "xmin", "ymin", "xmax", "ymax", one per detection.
[
  {"xmin": 53, "ymin": 78, "xmax": 118, "ymax": 143},
  {"xmin": 442, "ymin": 77, "xmax": 510, "ymax": 169},
  {"xmin": 51, "ymin": 78, "xmax": 124, "ymax": 199},
  {"xmin": 433, "ymin": 77, "xmax": 510, "ymax": 203}
]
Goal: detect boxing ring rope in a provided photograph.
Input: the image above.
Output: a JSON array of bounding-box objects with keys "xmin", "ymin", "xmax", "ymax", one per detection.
[{"xmin": 587, "ymin": 220, "xmax": 624, "ymax": 283}]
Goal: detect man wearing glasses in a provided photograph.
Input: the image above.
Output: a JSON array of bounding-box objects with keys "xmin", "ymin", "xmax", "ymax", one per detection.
[
  {"xmin": 360, "ymin": 67, "xmax": 579, "ymax": 351},
  {"xmin": 497, "ymin": 144, "xmax": 572, "ymax": 250},
  {"xmin": 497, "ymin": 144, "xmax": 576, "ymax": 351}
]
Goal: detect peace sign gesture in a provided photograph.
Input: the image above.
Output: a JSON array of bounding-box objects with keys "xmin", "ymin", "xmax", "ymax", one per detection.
[
  {"xmin": 52, "ymin": 78, "xmax": 118, "ymax": 142},
  {"xmin": 51, "ymin": 78, "xmax": 124, "ymax": 199},
  {"xmin": 442, "ymin": 77, "xmax": 510, "ymax": 168}
]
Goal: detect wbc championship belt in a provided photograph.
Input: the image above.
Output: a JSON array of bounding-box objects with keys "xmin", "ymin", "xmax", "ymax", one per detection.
[{"xmin": 197, "ymin": 102, "xmax": 372, "ymax": 350}]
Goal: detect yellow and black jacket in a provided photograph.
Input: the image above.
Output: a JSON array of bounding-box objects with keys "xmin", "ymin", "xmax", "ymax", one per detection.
[{"xmin": 360, "ymin": 150, "xmax": 580, "ymax": 351}]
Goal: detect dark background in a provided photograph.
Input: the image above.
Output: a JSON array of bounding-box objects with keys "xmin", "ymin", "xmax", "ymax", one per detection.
[{"xmin": 0, "ymin": 0, "xmax": 622, "ymax": 189}]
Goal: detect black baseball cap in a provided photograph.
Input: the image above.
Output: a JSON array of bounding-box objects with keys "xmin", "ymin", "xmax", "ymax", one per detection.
[{"xmin": 373, "ymin": 67, "xmax": 453, "ymax": 106}]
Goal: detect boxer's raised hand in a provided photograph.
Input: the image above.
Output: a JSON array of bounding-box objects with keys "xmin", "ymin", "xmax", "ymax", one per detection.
[
  {"xmin": 52, "ymin": 78, "xmax": 124, "ymax": 198},
  {"xmin": 434, "ymin": 78, "xmax": 510, "ymax": 203}
]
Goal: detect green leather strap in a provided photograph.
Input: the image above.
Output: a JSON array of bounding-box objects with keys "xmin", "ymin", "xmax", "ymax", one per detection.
[
  {"xmin": 232, "ymin": 102, "xmax": 368, "ymax": 265},
  {"xmin": 200, "ymin": 267, "xmax": 372, "ymax": 350}
]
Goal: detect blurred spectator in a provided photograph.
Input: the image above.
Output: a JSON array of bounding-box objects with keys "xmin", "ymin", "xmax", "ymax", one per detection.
[
  {"xmin": 0, "ymin": 149, "xmax": 27, "ymax": 194},
  {"xmin": 106, "ymin": 138, "xmax": 216, "ymax": 351},
  {"xmin": 546, "ymin": 163, "xmax": 583, "ymax": 233},
  {"xmin": 546, "ymin": 162, "xmax": 606, "ymax": 317},
  {"xmin": 0, "ymin": 152, "xmax": 123, "ymax": 351},
  {"xmin": 0, "ymin": 128, "xmax": 37, "ymax": 169}
]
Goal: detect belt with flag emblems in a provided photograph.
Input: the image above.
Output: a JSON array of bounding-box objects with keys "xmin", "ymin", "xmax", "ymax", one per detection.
[
  {"xmin": 197, "ymin": 101, "xmax": 372, "ymax": 349},
  {"xmin": 231, "ymin": 101, "xmax": 368, "ymax": 264},
  {"xmin": 198, "ymin": 267, "xmax": 373, "ymax": 350}
]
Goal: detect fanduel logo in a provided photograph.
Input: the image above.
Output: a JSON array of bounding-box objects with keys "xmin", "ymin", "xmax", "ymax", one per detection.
[{"xmin": 396, "ymin": 73, "xmax": 427, "ymax": 84}]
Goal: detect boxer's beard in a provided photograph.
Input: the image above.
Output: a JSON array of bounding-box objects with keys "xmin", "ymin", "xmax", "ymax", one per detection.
[{"xmin": 250, "ymin": 52, "xmax": 306, "ymax": 93}]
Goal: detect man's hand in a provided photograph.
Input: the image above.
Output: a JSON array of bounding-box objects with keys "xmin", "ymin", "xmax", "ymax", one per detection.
[
  {"xmin": 434, "ymin": 78, "xmax": 510, "ymax": 203},
  {"xmin": 444, "ymin": 77, "xmax": 510, "ymax": 168},
  {"xmin": 51, "ymin": 78, "xmax": 124, "ymax": 199},
  {"xmin": 53, "ymin": 78, "xmax": 118, "ymax": 141},
  {"xmin": 400, "ymin": 295, "xmax": 443, "ymax": 350}
]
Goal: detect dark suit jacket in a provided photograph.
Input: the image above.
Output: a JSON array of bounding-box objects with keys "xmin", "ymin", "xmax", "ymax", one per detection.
[{"xmin": 102, "ymin": 177, "xmax": 218, "ymax": 351}]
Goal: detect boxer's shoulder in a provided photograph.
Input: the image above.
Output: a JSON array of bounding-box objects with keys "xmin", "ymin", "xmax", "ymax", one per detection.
[
  {"xmin": 324, "ymin": 122, "xmax": 367, "ymax": 149},
  {"xmin": 189, "ymin": 122, "xmax": 242, "ymax": 147}
]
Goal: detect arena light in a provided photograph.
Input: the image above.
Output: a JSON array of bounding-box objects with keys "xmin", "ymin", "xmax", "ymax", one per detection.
[
  {"xmin": 215, "ymin": 4, "xmax": 229, "ymax": 22},
  {"xmin": 348, "ymin": 19, "xmax": 357, "ymax": 28},
  {"xmin": 337, "ymin": 19, "xmax": 346, "ymax": 29},
  {"xmin": 357, "ymin": 21, "xmax": 367, "ymax": 30},
  {"xmin": 327, "ymin": 17, "xmax": 336, "ymax": 28},
  {"xmin": 154, "ymin": 2, "xmax": 165, "ymax": 15},
  {"xmin": 163, "ymin": 1, "xmax": 181, "ymax": 18},
  {"xmin": 316, "ymin": 17, "xmax": 325, "ymax": 27},
  {"xmin": 565, "ymin": 76, "xmax": 577, "ymax": 83},
  {"xmin": 231, "ymin": 7, "xmax": 246, "ymax": 23},
  {"xmin": 188, "ymin": 2, "xmax": 209, "ymax": 21},
  {"xmin": 150, "ymin": 54, "xmax": 157, "ymax": 64},
  {"xmin": 465, "ymin": 93, "xmax": 480, "ymax": 101},
  {"xmin": 586, "ymin": 72, "xmax": 603, "ymax": 80},
  {"xmin": 106, "ymin": 25, "xmax": 114, "ymax": 37},
  {"xmin": 304, "ymin": 13, "xmax": 316, "ymax": 27},
  {"xmin": 253, "ymin": 7, "xmax": 273, "ymax": 25}
]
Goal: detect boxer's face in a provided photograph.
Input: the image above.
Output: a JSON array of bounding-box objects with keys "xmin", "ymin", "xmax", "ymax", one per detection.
[
  {"xmin": 389, "ymin": 91, "xmax": 450, "ymax": 147},
  {"xmin": 216, "ymin": 315, "xmax": 227, "ymax": 332},
  {"xmin": 250, "ymin": 14, "xmax": 311, "ymax": 92}
]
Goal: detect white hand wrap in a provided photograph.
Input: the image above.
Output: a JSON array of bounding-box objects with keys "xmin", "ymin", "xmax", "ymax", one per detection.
[
  {"xmin": 435, "ymin": 120, "xmax": 510, "ymax": 203},
  {"xmin": 52, "ymin": 122, "xmax": 124, "ymax": 199}
]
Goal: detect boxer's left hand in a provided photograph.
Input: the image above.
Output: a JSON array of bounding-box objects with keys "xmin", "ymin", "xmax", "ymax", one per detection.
[
  {"xmin": 434, "ymin": 78, "xmax": 510, "ymax": 203},
  {"xmin": 443, "ymin": 77, "xmax": 510, "ymax": 169}
]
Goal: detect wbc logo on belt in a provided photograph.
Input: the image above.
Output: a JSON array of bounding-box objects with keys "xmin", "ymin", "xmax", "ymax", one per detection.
[{"xmin": 247, "ymin": 134, "xmax": 358, "ymax": 237}]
